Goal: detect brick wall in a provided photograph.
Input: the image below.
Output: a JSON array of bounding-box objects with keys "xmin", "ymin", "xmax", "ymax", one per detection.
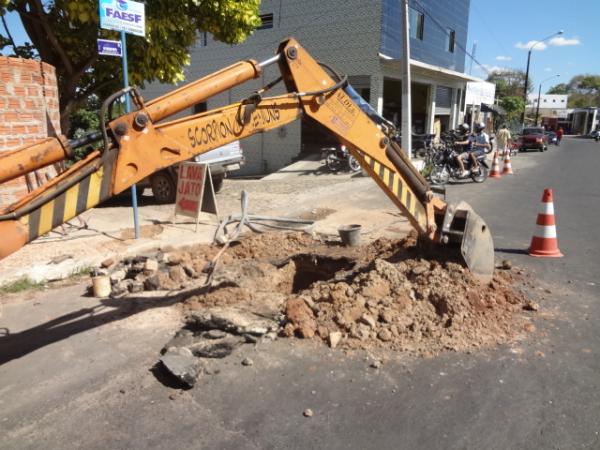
[{"xmin": 0, "ymin": 57, "xmax": 61, "ymax": 205}]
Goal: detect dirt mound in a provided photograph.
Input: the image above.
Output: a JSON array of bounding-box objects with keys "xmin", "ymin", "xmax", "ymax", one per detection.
[
  {"xmin": 284, "ymin": 257, "xmax": 526, "ymax": 354},
  {"xmin": 181, "ymin": 231, "xmax": 530, "ymax": 356},
  {"xmin": 97, "ymin": 231, "xmax": 532, "ymax": 357}
]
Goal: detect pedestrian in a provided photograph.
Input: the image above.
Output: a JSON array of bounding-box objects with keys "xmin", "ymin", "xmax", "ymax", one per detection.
[
  {"xmin": 496, "ymin": 124, "xmax": 512, "ymax": 157},
  {"xmin": 556, "ymin": 127, "xmax": 564, "ymax": 146}
]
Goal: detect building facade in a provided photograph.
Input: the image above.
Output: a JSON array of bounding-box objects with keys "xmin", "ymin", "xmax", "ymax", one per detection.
[
  {"xmin": 145, "ymin": 0, "xmax": 476, "ymax": 175},
  {"xmin": 526, "ymin": 94, "xmax": 569, "ymax": 119}
]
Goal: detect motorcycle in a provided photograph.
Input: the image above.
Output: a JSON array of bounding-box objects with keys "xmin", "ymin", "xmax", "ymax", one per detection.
[
  {"xmin": 322, "ymin": 145, "xmax": 361, "ymax": 173},
  {"xmin": 428, "ymin": 138, "xmax": 490, "ymax": 185}
]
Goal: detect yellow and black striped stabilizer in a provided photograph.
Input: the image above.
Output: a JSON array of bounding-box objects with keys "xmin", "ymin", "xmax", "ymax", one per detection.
[
  {"xmin": 23, "ymin": 167, "xmax": 110, "ymax": 242},
  {"xmin": 356, "ymin": 151, "xmax": 428, "ymax": 232}
]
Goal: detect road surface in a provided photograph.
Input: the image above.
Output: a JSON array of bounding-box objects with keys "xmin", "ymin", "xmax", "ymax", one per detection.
[{"xmin": 1, "ymin": 137, "xmax": 599, "ymax": 449}]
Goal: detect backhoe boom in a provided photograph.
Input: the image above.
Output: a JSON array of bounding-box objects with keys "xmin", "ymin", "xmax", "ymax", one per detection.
[{"xmin": 0, "ymin": 38, "xmax": 494, "ymax": 277}]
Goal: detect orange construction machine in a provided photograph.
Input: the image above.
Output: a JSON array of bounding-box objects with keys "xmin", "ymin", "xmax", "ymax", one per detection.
[{"xmin": 0, "ymin": 38, "xmax": 494, "ymax": 276}]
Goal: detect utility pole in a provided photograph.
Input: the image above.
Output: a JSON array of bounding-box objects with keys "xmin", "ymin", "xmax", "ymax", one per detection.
[
  {"xmin": 469, "ymin": 41, "xmax": 477, "ymax": 75},
  {"xmin": 401, "ymin": 0, "xmax": 412, "ymax": 158},
  {"xmin": 535, "ymin": 74, "xmax": 560, "ymax": 126},
  {"xmin": 520, "ymin": 30, "xmax": 564, "ymax": 128}
]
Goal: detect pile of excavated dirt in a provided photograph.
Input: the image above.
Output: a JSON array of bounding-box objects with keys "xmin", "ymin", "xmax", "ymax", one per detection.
[
  {"xmin": 94, "ymin": 231, "xmax": 533, "ymax": 357},
  {"xmin": 175, "ymin": 231, "xmax": 532, "ymax": 356},
  {"xmin": 284, "ymin": 258, "xmax": 527, "ymax": 354}
]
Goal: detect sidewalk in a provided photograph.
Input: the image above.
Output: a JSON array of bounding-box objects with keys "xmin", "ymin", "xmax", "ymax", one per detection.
[{"xmin": 0, "ymin": 166, "xmax": 411, "ymax": 285}]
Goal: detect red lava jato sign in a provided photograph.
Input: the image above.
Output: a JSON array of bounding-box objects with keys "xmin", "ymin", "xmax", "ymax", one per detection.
[{"xmin": 175, "ymin": 162, "xmax": 207, "ymax": 218}]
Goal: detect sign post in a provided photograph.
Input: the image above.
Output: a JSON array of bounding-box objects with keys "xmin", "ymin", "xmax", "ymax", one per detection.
[
  {"xmin": 175, "ymin": 163, "xmax": 219, "ymax": 232},
  {"xmin": 99, "ymin": 0, "xmax": 146, "ymax": 239}
]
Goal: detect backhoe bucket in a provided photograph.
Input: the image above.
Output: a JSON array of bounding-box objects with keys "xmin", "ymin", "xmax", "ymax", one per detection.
[{"xmin": 441, "ymin": 201, "xmax": 495, "ymax": 279}]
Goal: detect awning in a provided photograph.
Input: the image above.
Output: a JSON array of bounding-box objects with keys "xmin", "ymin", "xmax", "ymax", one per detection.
[
  {"xmin": 379, "ymin": 53, "xmax": 483, "ymax": 83},
  {"xmin": 481, "ymin": 103, "xmax": 506, "ymax": 115}
]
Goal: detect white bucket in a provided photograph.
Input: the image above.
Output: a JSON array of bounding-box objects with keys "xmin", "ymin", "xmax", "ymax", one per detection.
[{"xmin": 92, "ymin": 275, "xmax": 111, "ymax": 298}]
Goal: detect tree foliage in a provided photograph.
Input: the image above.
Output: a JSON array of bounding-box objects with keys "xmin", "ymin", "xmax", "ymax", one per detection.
[
  {"xmin": 546, "ymin": 74, "xmax": 600, "ymax": 108},
  {"xmin": 499, "ymin": 96, "xmax": 525, "ymax": 122},
  {"xmin": 487, "ymin": 69, "xmax": 533, "ymax": 99},
  {"xmin": 547, "ymin": 83, "xmax": 569, "ymax": 95},
  {"xmin": 0, "ymin": 0, "xmax": 261, "ymax": 132}
]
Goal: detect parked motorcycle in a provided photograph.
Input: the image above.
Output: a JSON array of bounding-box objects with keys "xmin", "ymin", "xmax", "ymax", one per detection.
[
  {"xmin": 322, "ymin": 145, "xmax": 361, "ymax": 173},
  {"xmin": 428, "ymin": 137, "xmax": 490, "ymax": 185}
]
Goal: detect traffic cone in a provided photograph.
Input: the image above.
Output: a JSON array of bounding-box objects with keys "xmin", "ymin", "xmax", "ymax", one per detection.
[
  {"xmin": 529, "ymin": 188, "xmax": 563, "ymax": 257},
  {"xmin": 502, "ymin": 149, "xmax": 514, "ymax": 175},
  {"xmin": 489, "ymin": 151, "xmax": 502, "ymax": 178}
]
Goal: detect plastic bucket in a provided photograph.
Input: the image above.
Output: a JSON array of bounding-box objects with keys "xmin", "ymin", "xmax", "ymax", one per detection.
[
  {"xmin": 92, "ymin": 275, "xmax": 111, "ymax": 298},
  {"xmin": 338, "ymin": 224, "xmax": 362, "ymax": 247}
]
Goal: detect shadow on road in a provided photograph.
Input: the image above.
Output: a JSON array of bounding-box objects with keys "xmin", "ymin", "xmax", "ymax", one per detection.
[
  {"xmin": 0, "ymin": 285, "xmax": 210, "ymax": 366},
  {"xmin": 495, "ymin": 248, "xmax": 529, "ymax": 255}
]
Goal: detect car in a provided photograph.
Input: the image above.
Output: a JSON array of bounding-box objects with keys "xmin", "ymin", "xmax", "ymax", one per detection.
[
  {"xmin": 519, "ymin": 127, "xmax": 548, "ymax": 152},
  {"xmin": 139, "ymin": 141, "xmax": 244, "ymax": 203},
  {"xmin": 589, "ymin": 130, "xmax": 600, "ymax": 141},
  {"xmin": 545, "ymin": 131, "xmax": 558, "ymax": 145}
]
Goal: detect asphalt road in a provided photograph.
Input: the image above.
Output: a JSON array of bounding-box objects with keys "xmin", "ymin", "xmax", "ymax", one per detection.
[{"xmin": 1, "ymin": 137, "xmax": 599, "ymax": 449}]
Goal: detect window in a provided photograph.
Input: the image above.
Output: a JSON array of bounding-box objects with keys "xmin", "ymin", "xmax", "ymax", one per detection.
[
  {"xmin": 446, "ymin": 29, "xmax": 455, "ymax": 53},
  {"xmin": 257, "ymin": 13, "xmax": 274, "ymax": 30},
  {"xmin": 409, "ymin": 7, "xmax": 424, "ymax": 40}
]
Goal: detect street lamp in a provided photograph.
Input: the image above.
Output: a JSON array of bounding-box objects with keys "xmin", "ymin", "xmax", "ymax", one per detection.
[
  {"xmin": 521, "ymin": 30, "xmax": 564, "ymax": 128},
  {"xmin": 535, "ymin": 74, "xmax": 560, "ymax": 125}
]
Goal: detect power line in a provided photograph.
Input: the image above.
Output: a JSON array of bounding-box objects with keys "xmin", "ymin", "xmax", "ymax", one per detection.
[
  {"xmin": 413, "ymin": 0, "xmax": 491, "ymax": 76},
  {"xmin": 471, "ymin": 0, "xmax": 512, "ymax": 57}
]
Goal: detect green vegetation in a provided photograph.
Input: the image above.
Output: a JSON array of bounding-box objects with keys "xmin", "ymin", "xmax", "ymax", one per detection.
[
  {"xmin": 0, "ymin": 277, "xmax": 45, "ymax": 295},
  {"xmin": 487, "ymin": 69, "xmax": 533, "ymax": 99},
  {"xmin": 499, "ymin": 96, "xmax": 525, "ymax": 122},
  {"xmin": 0, "ymin": 0, "xmax": 262, "ymax": 133},
  {"xmin": 548, "ymin": 75, "xmax": 600, "ymax": 108}
]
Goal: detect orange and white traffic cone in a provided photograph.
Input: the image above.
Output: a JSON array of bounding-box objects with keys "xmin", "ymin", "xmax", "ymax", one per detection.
[
  {"xmin": 502, "ymin": 149, "xmax": 514, "ymax": 175},
  {"xmin": 529, "ymin": 188, "xmax": 563, "ymax": 258},
  {"xmin": 489, "ymin": 150, "xmax": 502, "ymax": 178}
]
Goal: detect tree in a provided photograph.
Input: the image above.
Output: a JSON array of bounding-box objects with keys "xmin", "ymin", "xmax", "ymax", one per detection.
[
  {"xmin": 547, "ymin": 83, "xmax": 569, "ymax": 95},
  {"xmin": 499, "ymin": 96, "xmax": 525, "ymax": 122},
  {"xmin": 545, "ymin": 74, "xmax": 600, "ymax": 108},
  {"xmin": 487, "ymin": 69, "xmax": 533, "ymax": 99},
  {"xmin": 0, "ymin": 0, "xmax": 261, "ymax": 133}
]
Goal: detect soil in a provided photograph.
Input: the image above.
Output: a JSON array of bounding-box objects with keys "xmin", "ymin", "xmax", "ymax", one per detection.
[
  {"xmin": 170, "ymin": 231, "xmax": 531, "ymax": 356},
  {"xmin": 120, "ymin": 224, "xmax": 164, "ymax": 240}
]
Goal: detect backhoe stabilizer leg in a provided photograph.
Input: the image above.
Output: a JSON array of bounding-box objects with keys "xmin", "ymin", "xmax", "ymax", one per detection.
[{"xmin": 439, "ymin": 201, "xmax": 495, "ymax": 279}]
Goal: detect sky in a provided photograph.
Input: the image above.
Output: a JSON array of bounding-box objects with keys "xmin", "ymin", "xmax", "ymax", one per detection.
[
  {"xmin": 466, "ymin": 0, "xmax": 600, "ymax": 92},
  {"xmin": 2, "ymin": 0, "xmax": 598, "ymax": 93}
]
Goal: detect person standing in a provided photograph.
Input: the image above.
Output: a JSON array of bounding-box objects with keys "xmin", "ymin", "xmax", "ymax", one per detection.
[
  {"xmin": 556, "ymin": 127, "xmax": 564, "ymax": 146},
  {"xmin": 496, "ymin": 124, "xmax": 512, "ymax": 157}
]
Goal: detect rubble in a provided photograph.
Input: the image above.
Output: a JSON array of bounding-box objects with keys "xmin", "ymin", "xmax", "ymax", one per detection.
[
  {"xmin": 92, "ymin": 231, "xmax": 533, "ymax": 384},
  {"xmin": 328, "ymin": 331, "xmax": 342, "ymax": 349},
  {"xmin": 160, "ymin": 347, "xmax": 202, "ymax": 387},
  {"xmin": 241, "ymin": 358, "xmax": 254, "ymax": 366},
  {"xmin": 186, "ymin": 308, "xmax": 279, "ymax": 336}
]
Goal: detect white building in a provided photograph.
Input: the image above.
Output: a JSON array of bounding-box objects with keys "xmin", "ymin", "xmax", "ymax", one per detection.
[{"xmin": 527, "ymin": 94, "xmax": 569, "ymax": 112}]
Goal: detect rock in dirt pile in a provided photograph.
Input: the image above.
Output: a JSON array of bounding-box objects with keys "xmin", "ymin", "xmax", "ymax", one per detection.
[{"xmin": 95, "ymin": 231, "xmax": 533, "ymax": 357}]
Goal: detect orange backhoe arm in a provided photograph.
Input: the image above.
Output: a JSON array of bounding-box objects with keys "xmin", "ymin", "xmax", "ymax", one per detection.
[{"xmin": 0, "ymin": 38, "xmax": 494, "ymax": 277}]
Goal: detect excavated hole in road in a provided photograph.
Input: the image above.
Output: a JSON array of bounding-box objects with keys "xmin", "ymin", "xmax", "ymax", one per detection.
[
  {"xmin": 148, "ymin": 232, "xmax": 534, "ymax": 389},
  {"xmin": 281, "ymin": 254, "xmax": 356, "ymax": 293}
]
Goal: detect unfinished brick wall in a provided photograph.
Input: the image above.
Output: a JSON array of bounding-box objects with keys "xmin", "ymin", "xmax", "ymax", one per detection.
[{"xmin": 0, "ymin": 57, "xmax": 61, "ymax": 205}]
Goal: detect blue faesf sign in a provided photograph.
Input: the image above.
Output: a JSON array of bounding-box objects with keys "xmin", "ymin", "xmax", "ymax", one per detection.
[
  {"xmin": 99, "ymin": 0, "xmax": 145, "ymax": 37},
  {"xmin": 97, "ymin": 39, "xmax": 123, "ymax": 57}
]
